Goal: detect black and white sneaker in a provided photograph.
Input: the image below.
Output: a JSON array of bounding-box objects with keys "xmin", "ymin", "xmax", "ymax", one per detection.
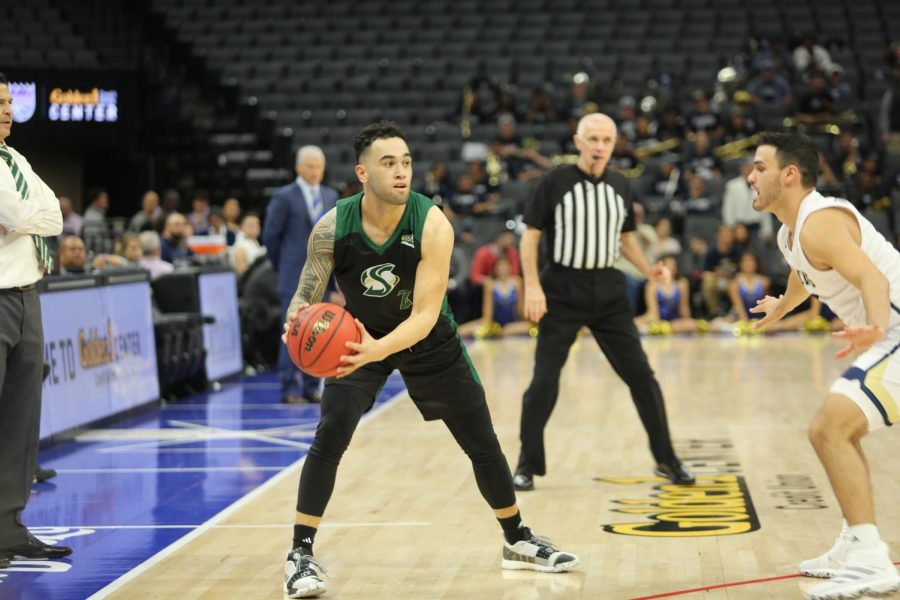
[
  {"xmin": 513, "ymin": 470, "xmax": 534, "ymax": 491},
  {"xmin": 502, "ymin": 529, "xmax": 580, "ymax": 573},
  {"xmin": 283, "ymin": 548, "xmax": 328, "ymax": 598}
]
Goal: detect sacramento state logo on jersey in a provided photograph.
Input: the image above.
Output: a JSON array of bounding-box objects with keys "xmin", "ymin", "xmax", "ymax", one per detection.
[{"xmin": 361, "ymin": 263, "xmax": 400, "ymax": 297}]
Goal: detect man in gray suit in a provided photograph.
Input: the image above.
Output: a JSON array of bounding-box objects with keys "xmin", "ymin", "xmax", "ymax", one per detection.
[
  {"xmin": 263, "ymin": 146, "xmax": 339, "ymax": 403},
  {"xmin": 0, "ymin": 72, "xmax": 70, "ymax": 566}
]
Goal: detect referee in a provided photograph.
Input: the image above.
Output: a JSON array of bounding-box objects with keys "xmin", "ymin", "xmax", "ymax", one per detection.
[{"xmin": 513, "ymin": 113, "xmax": 694, "ymax": 491}]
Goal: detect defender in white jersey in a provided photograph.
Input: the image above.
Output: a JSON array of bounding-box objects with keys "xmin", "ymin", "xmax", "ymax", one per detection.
[{"xmin": 748, "ymin": 132, "xmax": 900, "ymax": 600}]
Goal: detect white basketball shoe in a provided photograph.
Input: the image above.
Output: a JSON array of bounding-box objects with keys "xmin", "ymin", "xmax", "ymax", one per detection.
[
  {"xmin": 800, "ymin": 531, "xmax": 855, "ymax": 578},
  {"xmin": 804, "ymin": 540, "xmax": 900, "ymax": 600}
]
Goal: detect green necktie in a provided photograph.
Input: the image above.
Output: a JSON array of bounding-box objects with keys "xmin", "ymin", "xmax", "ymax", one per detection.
[{"xmin": 0, "ymin": 144, "xmax": 53, "ymax": 273}]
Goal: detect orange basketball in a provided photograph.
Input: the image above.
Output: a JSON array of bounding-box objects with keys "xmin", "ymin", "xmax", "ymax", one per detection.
[{"xmin": 287, "ymin": 303, "xmax": 360, "ymax": 378}]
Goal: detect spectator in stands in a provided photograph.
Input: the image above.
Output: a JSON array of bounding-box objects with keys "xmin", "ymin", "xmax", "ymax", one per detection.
[
  {"xmin": 817, "ymin": 151, "xmax": 847, "ymax": 197},
  {"xmin": 796, "ymin": 71, "xmax": 834, "ymax": 127},
  {"xmin": 615, "ymin": 202, "xmax": 657, "ymax": 313},
  {"xmin": 562, "ymin": 72, "xmax": 591, "ymax": 120},
  {"xmin": 458, "ymin": 257, "xmax": 530, "ymax": 338},
  {"xmin": 752, "ymin": 36, "xmax": 795, "ymax": 79},
  {"xmin": 656, "ymin": 108, "xmax": 686, "ymax": 142},
  {"xmin": 831, "ymin": 130, "xmax": 864, "ymax": 180},
  {"xmin": 610, "ymin": 136, "xmax": 639, "ymax": 171},
  {"xmin": 747, "ymin": 61, "xmax": 794, "ymax": 108},
  {"xmin": 160, "ymin": 212, "xmax": 192, "ymax": 263},
  {"xmin": 469, "ymin": 231, "xmax": 520, "ymax": 288},
  {"xmin": 467, "ymin": 160, "xmax": 500, "ymax": 196},
  {"xmin": 128, "ymin": 190, "xmax": 160, "ymax": 232},
  {"xmin": 233, "ymin": 241, "xmax": 281, "ymax": 371},
  {"xmin": 161, "ymin": 188, "xmax": 180, "ymax": 213},
  {"xmin": 81, "ymin": 187, "xmax": 110, "ymax": 251},
  {"xmin": 223, "ymin": 197, "xmax": 241, "ymax": 235},
  {"xmin": 424, "ymin": 161, "xmax": 454, "ymax": 202},
  {"xmin": 91, "ymin": 232, "xmax": 143, "ymax": 270},
  {"xmin": 684, "ymin": 235, "xmax": 709, "ymax": 315},
  {"xmin": 616, "ymin": 96, "xmax": 638, "ymax": 142},
  {"xmin": 683, "ymin": 132, "xmax": 723, "ymax": 182},
  {"xmin": 880, "ymin": 61, "xmax": 900, "ymax": 148},
  {"xmin": 262, "ymin": 145, "xmax": 338, "ymax": 404},
  {"xmin": 793, "ymin": 33, "xmax": 833, "ymax": 75},
  {"xmin": 726, "ymin": 253, "xmax": 770, "ymax": 323},
  {"xmin": 58, "ymin": 195, "xmax": 82, "ymax": 237},
  {"xmin": 234, "ymin": 212, "xmax": 264, "ymax": 252},
  {"xmin": 56, "ymin": 235, "xmax": 87, "ymax": 275},
  {"xmin": 682, "ymin": 176, "xmax": 718, "ymax": 215},
  {"xmin": 722, "ymin": 109, "xmax": 758, "ymax": 144},
  {"xmin": 685, "ymin": 91, "xmax": 723, "ymax": 139},
  {"xmin": 828, "ymin": 65, "xmax": 854, "ymax": 112},
  {"xmin": 722, "ymin": 159, "xmax": 773, "ymax": 240},
  {"xmin": 188, "ymin": 193, "xmax": 210, "ymax": 235},
  {"xmin": 647, "ymin": 217, "xmax": 682, "ymax": 263},
  {"xmin": 649, "ymin": 161, "xmax": 685, "ymax": 200},
  {"xmin": 496, "ymin": 86, "xmax": 521, "ymax": 123},
  {"xmin": 137, "ymin": 231, "xmax": 173, "ymax": 279},
  {"xmin": 447, "ymin": 243, "xmax": 470, "ymax": 323},
  {"xmin": 558, "ymin": 116, "xmax": 580, "ymax": 154},
  {"xmin": 445, "ymin": 174, "xmax": 495, "ymax": 220},
  {"xmin": 633, "ymin": 116, "xmax": 660, "ymax": 149},
  {"xmin": 524, "ymin": 87, "xmax": 559, "ymax": 125},
  {"xmin": 636, "ymin": 255, "xmax": 703, "ymax": 334},
  {"xmin": 489, "ymin": 114, "xmax": 551, "ymax": 181},
  {"xmin": 849, "ymin": 170, "xmax": 891, "ymax": 215},
  {"xmin": 460, "ymin": 71, "xmax": 501, "ymax": 124},
  {"xmin": 467, "ymin": 230, "xmax": 520, "ymax": 319},
  {"xmin": 701, "ymin": 225, "xmax": 741, "ymax": 317},
  {"xmin": 207, "ymin": 207, "xmax": 236, "ymax": 246}
]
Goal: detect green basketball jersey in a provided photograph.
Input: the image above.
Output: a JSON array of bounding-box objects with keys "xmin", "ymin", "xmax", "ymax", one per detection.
[{"xmin": 333, "ymin": 191, "xmax": 458, "ymax": 345}]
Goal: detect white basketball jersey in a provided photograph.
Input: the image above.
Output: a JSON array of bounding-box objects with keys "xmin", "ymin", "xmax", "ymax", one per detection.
[{"xmin": 777, "ymin": 191, "xmax": 900, "ymax": 329}]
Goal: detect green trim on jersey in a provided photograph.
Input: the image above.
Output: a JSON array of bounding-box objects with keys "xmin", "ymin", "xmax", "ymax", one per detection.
[{"xmin": 334, "ymin": 191, "xmax": 432, "ymax": 255}]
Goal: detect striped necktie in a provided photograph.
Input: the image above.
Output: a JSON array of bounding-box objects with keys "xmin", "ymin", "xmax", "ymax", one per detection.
[
  {"xmin": 0, "ymin": 145, "xmax": 53, "ymax": 273},
  {"xmin": 309, "ymin": 187, "xmax": 323, "ymax": 223}
]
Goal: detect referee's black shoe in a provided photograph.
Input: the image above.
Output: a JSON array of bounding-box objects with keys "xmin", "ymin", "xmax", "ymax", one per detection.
[
  {"xmin": 654, "ymin": 460, "xmax": 696, "ymax": 485},
  {"xmin": 512, "ymin": 469, "xmax": 534, "ymax": 491}
]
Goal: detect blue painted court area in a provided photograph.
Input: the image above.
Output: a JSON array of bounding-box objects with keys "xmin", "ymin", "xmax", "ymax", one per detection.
[{"xmin": 1, "ymin": 371, "xmax": 405, "ymax": 600}]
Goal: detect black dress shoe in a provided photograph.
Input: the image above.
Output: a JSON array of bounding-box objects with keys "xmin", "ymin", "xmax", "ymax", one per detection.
[
  {"xmin": 0, "ymin": 534, "xmax": 72, "ymax": 560},
  {"xmin": 513, "ymin": 470, "xmax": 534, "ymax": 491},
  {"xmin": 0, "ymin": 556, "xmax": 8, "ymax": 569},
  {"xmin": 33, "ymin": 466, "xmax": 57, "ymax": 483},
  {"xmin": 654, "ymin": 460, "xmax": 696, "ymax": 485}
]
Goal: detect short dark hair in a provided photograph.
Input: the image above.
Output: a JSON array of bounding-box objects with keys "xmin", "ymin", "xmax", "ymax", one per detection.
[
  {"xmin": 0, "ymin": 72, "xmax": 7, "ymax": 86},
  {"xmin": 87, "ymin": 187, "xmax": 108, "ymax": 204},
  {"xmin": 352, "ymin": 121, "xmax": 406, "ymax": 162},
  {"xmin": 756, "ymin": 132, "xmax": 818, "ymax": 188}
]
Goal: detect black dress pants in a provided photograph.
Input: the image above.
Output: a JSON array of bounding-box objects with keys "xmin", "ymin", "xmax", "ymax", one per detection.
[{"xmin": 517, "ymin": 267, "xmax": 677, "ymax": 476}]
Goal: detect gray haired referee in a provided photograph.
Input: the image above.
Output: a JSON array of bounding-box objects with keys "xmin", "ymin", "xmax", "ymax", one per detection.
[
  {"xmin": 0, "ymin": 72, "xmax": 71, "ymax": 566},
  {"xmin": 513, "ymin": 113, "xmax": 694, "ymax": 491}
]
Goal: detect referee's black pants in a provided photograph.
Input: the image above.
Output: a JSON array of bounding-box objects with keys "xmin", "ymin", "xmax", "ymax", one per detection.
[{"xmin": 517, "ymin": 266, "xmax": 678, "ymax": 476}]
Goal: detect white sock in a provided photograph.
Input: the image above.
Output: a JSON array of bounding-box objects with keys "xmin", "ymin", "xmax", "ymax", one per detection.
[
  {"xmin": 840, "ymin": 518, "xmax": 850, "ymax": 537},
  {"xmin": 848, "ymin": 523, "xmax": 881, "ymax": 545}
]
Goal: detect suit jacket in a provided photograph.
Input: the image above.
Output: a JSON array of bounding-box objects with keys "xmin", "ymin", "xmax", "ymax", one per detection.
[{"xmin": 262, "ymin": 180, "xmax": 338, "ymax": 295}]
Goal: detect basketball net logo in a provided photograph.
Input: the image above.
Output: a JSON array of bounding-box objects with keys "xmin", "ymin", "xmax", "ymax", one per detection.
[{"xmin": 361, "ymin": 263, "xmax": 400, "ymax": 298}]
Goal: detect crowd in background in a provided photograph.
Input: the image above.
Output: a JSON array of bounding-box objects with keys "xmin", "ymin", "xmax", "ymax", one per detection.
[{"xmin": 46, "ymin": 36, "xmax": 900, "ymax": 366}]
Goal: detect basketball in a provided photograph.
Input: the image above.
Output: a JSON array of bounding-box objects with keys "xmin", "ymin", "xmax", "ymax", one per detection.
[{"xmin": 287, "ymin": 303, "xmax": 360, "ymax": 378}]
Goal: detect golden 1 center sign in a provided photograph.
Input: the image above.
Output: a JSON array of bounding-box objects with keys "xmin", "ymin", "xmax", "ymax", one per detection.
[{"xmin": 9, "ymin": 81, "xmax": 118, "ymax": 123}]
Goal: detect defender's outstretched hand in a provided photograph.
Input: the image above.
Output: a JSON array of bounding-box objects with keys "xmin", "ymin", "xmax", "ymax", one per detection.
[{"xmin": 833, "ymin": 324, "xmax": 884, "ymax": 359}]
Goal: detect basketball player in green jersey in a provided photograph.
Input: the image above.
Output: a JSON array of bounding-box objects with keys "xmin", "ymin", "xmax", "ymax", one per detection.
[{"xmin": 280, "ymin": 122, "xmax": 579, "ymax": 598}]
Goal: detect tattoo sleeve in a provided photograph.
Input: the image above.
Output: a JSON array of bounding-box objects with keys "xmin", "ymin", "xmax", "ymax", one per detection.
[{"xmin": 288, "ymin": 208, "xmax": 336, "ymax": 315}]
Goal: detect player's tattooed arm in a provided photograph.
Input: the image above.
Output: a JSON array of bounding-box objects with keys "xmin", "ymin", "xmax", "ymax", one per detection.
[{"xmin": 288, "ymin": 208, "xmax": 336, "ymax": 317}]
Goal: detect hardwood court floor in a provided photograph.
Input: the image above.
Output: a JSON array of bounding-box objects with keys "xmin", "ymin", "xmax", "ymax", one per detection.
[{"xmin": 102, "ymin": 334, "xmax": 900, "ymax": 599}]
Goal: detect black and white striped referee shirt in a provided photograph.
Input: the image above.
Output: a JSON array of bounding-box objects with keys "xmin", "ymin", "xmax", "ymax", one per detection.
[{"xmin": 523, "ymin": 164, "xmax": 635, "ymax": 269}]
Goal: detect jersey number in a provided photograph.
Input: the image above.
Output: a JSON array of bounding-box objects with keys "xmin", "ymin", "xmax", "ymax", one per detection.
[{"xmin": 398, "ymin": 290, "xmax": 413, "ymax": 310}]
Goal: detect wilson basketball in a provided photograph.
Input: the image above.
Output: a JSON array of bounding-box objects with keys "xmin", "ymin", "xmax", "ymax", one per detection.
[{"xmin": 287, "ymin": 303, "xmax": 360, "ymax": 378}]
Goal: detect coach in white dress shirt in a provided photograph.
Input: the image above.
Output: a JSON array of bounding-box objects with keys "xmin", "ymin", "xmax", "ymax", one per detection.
[{"xmin": 0, "ymin": 72, "xmax": 71, "ymax": 567}]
